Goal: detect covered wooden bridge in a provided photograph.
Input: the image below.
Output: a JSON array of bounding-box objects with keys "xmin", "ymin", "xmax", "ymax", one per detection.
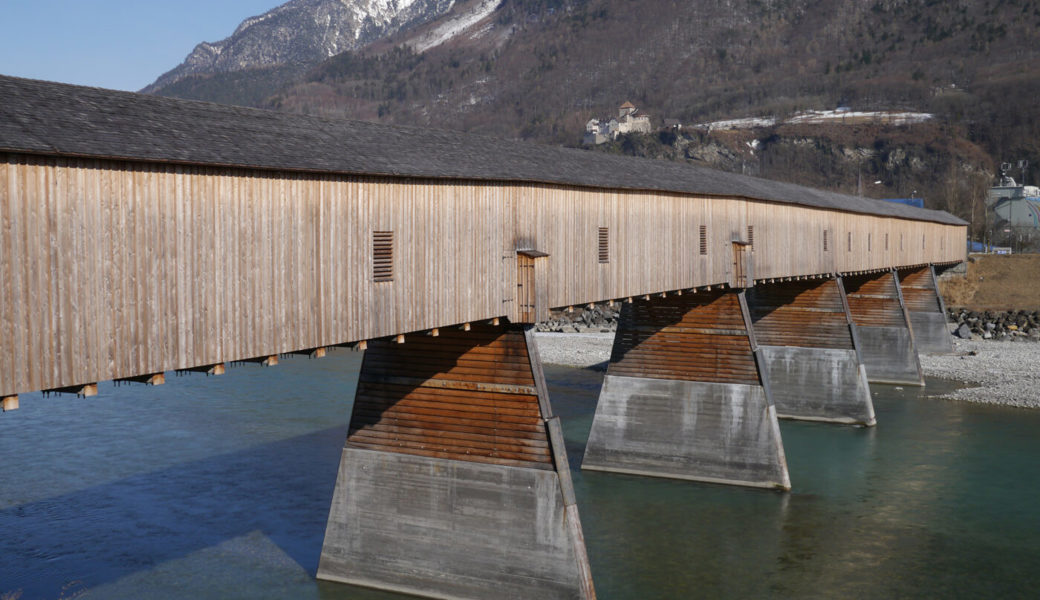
[{"xmin": 0, "ymin": 75, "xmax": 966, "ymax": 599}]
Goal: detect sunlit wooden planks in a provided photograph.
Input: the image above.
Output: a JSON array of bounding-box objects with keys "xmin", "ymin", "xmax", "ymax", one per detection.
[{"xmin": 0, "ymin": 152, "xmax": 966, "ymax": 398}]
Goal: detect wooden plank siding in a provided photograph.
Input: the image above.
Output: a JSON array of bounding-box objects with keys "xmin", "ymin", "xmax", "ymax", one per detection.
[
  {"xmin": 0, "ymin": 152, "xmax": 966, "ymax": 397},
  {"xmin": 347, "ymin": 323, "xmax": 553, "ymax": 469}
]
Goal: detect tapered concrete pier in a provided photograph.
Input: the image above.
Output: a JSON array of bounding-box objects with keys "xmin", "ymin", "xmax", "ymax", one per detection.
[
  {"xmin": 318, "ymin": 323, "xmax": 594, "ymax": 599},
  {"xmin": 747, "ymin": 279, "xmax": 875, "ymax": 426},
  {"xmin": 842, "ymin": 271, "xmax": 924, "ymax": 386},
  {"xmin": 582, "ymin": 290, "xmax": 790, "ymax": 490},
  {"xmin": 898, "ymin": 265, "xmax": 955, "ymax": 354}
]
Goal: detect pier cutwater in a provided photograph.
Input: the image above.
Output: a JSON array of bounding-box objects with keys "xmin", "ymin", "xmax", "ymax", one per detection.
[{"xmin": 0, "ymin": 75, "xmax": 964, "ymax": 598}]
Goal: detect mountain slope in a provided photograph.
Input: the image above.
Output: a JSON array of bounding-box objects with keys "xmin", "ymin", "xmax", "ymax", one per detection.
[
  {"xmin": 143, "ymin": 0, "xmax": 457, "ymax": 94},
  {"xmin": 146, "ymin": 0, "xmax": 1040, "ymax": 228}
]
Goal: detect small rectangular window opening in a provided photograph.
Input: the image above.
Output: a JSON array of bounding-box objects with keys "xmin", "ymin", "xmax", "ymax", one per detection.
[
  {"xmin": 868, "ymin": 233, "xmax": 872, "ymax": 252},
  {"xmin": 847, "ymin": 232, "xmax": 852, "ymax": 252},
  {"xmin": 373, "ymin": 231, "xmax": 393, "ymax": 282},
  {"xmin": 699, "ymin": 225, "xmax": 708, "ymax": 256},
  {"xmin": 747, "ymin": 225, "xmax": 755, "ymax": 247},
  {"xmin": 823, "ymin": 229, "xmax": 829, "ymax": 252},
  {"xmin": 885, "ymin": 233, "xmax": 889, "ymax": 251},
  {"xmin": 900, "ymin": 234, "xmax": 904, "ymax": 251},
  {"xmin": 922, "ymin": 234, "xmax": 926, "ymax": 250},
  {"xmin": 598, "ymin": 227, "xmax": 609, "ymax": 263}
]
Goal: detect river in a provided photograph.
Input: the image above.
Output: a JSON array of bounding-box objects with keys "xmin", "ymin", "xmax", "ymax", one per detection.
[{"xmin": 2, "ymin": 348, "xmax": 1038, "ymax": 599}]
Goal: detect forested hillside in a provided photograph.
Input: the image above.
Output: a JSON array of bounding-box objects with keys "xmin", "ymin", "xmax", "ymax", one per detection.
[{"xmin": 149, "ymin": 0, "xmax": 1040, "ymax": 227}]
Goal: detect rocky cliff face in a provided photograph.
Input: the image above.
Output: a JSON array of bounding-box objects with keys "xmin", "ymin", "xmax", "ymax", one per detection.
[{"xmin": 143, "ymin": 0, "xmax": 456, "ymax": 93}]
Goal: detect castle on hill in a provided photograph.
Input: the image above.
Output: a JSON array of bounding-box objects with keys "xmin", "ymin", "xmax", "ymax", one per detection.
[{"xmin": 583, "ymin": 101, "xmax": 653, "ymax": 145}]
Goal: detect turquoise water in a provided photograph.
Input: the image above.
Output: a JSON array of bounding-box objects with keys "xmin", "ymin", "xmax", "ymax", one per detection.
[{"xmin": 1, "ymin": 350, "xmax": 1039, "ymax": 599}]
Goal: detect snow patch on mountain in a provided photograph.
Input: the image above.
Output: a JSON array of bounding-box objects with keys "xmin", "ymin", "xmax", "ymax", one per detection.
[
  {"xmin": 145, "ymin": 0, "xmax": 456, "ymax": 93},
  {"xmin": 409, "ymin": 0, "xmax": 501, "ymax": 53}
]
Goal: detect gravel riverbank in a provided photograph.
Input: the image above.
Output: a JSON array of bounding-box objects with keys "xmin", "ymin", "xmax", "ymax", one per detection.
[
  {"xmin": 918, "ymin": 339, "xmax": 1040, "ymax": 408},
  {"xmin": 535, "ymin": 332, "xmax": 1040, "ymax": 409}
]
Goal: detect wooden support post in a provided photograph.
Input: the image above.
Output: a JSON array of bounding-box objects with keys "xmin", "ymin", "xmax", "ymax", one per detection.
[
  {"xmin": 45, "ymin": 383, "xmax": 98, "ymax": 398},
  {"xmin": 291, "ymin": 347, "xmax": 328, "ymax": 358},
  {"xmin": 2, "ymin": 396, "xmax": 18, "ymax": 412},
  {"xmin": 395, "ymin": 334, "xmax": 405, "ymax": 344},
  {"xmin": 462, "ymin": 322, "xmax": 472, "ymax": 331},
  {"xmin": 429, "ymin": 328, "xmax": 440, "ymax": 337},
  {"xmin": 178, "ymin": 363, "xmax": 226, "ymax": 376},
  {"xmin": 116, "ymin": 373, "xmax": 166, "ymax": 386},
  {"xmin": 491, "ymin": 317, "xmax": 501, "ymax": 326},
  {"xmin": 358, "ymin": 340, "xmax": 368, "ymax": 351},
  {"xmin": 242, "ymin": 355, "xmax": 278, "ymax": 366}
]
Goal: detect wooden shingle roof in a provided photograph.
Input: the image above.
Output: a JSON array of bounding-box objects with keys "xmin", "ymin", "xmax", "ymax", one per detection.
[{"xmin": 0, "ymin": 75, "xmax": 966, "ymax": 226}]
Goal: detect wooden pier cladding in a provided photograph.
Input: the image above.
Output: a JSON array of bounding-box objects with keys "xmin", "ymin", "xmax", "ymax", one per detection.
[
  {"xmin": 607, "ymin": 291, "xmax": 760, "ymax": 385},
  {"xmin": 843, "ymin": 272, "xmax": 909, "ymax": 328},
  {"xmin": 0, "ymin": 75, "xmax": 968, "ymax": 399},
  {"xmin": 747, "ymin": 279, "xmax": 854, "ymax": 350},
  {"xmin": 898, "ymin": 266, "xmax": 945, "ymax": 313},
  {"xmin": 348, "ymin": 323, "xmax": 553, "ymax": 469}
]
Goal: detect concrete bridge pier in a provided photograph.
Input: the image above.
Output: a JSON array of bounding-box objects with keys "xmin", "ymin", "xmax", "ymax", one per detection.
[
  {"xmin": 898, "ymin": 265, "xmax": 955, "ymax": 354},
  {"xmin": 581, "ymin": 290, "xmax": 790, "ymax": 490},
  {"xmin": 841, "ymin": 271, "xmax": 925, "ymax": 386},
  {"xmin": 317, "ymin": 322, "xmax": 595, "ymax": 599},
  {"xmin": 746, "ymin": 278, "xmax": 875, "ymax": 426}
]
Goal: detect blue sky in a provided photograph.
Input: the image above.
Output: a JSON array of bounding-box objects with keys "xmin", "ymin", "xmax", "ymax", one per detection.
[{"xmin": 0, "ymin": 1, "xmax": 281, "ymax": 91}]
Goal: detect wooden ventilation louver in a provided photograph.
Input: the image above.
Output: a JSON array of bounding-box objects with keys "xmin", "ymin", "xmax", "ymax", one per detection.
[
  {"xmin": 885, "ymin": 233, "xmax": 889, "ymax": 251},
  {"xmin": 747, "ymin": 225, "xmax": 755, "ymax": 247},
  {"xmin": 823, "ymin": 229, "xmax": 829, "ymax": 252},
  {"xmin": 373, "ymin": 231, "xmax": 393, "ymax": 282},
  {"xmin": 699, "ymin": 225, "xmax": 708, "ymax": 255},
  {"xmin": 598, "ymin": 227, "xmax": 609, "ymax": 263},
  {"xmin": 868, "ymin": 233, "xmax": 872, "ymax": 252},
  {"xmin": 847, "ymin": 232, "xmax": 852, "ymax": 252}
]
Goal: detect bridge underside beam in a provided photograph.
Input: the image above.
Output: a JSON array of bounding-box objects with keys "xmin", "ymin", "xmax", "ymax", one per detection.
[
  {"xmin": 842, "ymin": 271, "xmax": 924, "ymax": 386},
  {"xmin": 582, "ymin": 290, "xmax": 790, "ymax": 490},
  {"xmin": 898, "ymin": 265, "xmax": 955, "ymax": 354},
  {"xmin": 747, "ymin": 279, "xmax": 875, "ymax": 426},
  {"xmin": 318, "ymin": 322, "xmax": 594, "ymax": 600}
]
